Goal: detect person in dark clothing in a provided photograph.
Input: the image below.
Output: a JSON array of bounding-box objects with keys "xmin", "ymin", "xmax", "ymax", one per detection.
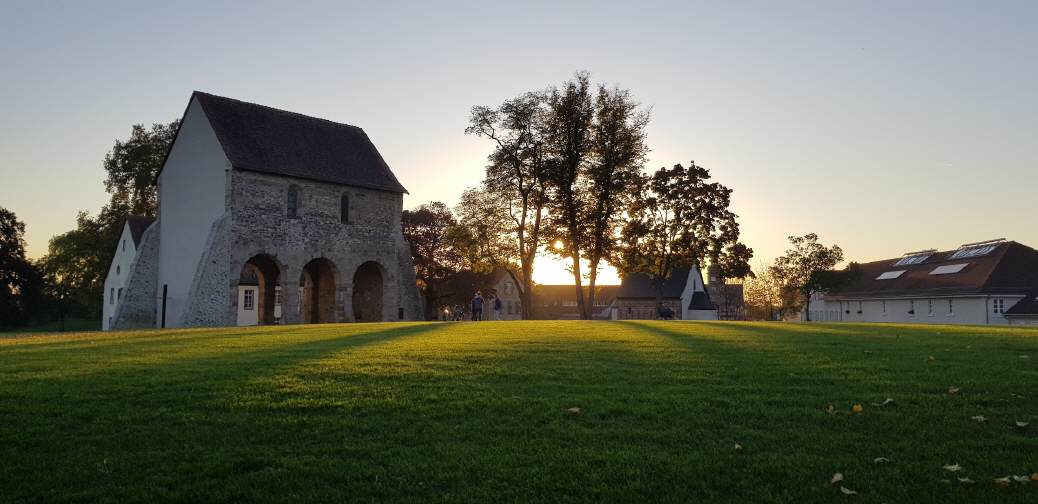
[
  {"xmin": 471, "ymin": 291, "xmax": 484, "ymax": 321},
  {"xmin": 493, "ymin": 296, "xmax": 503, "ymax": 320}
]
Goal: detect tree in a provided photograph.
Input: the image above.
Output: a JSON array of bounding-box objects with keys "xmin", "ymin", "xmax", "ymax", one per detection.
[
  {"xmin": 464, "ymin": 93, "xmax": 550, "ymax": 319},
  {"xmin": 743, "ymin": 262, "xmax": 783, "ymax": 320},
  {"xmin": 543, "ymin": 72, "xmax": 595, "ymax": 319},
  {"xmin": 617, "ymin": 162, "xmax": 744, "ymax": 309},
  {"xmin": 0, "ymin": 207, "xmax": 42, "ymax": 328},
  {"xmin": 582, "ymin": 84, "xmax": 650, "ymax": 312},
  {"xmin": 769, "ymin": 233, "xmax": 844, "ymax": 321},
  {"xmin": 711, "ymin": 242, "xmax": 755, "ymax": 319},
  {"xmin": 102, "ymin": 121, "xmax": 180, "ymax": 217},
  {"xmin": 401, "ymin": 202, "xmax": 463, "ymax": 319}
]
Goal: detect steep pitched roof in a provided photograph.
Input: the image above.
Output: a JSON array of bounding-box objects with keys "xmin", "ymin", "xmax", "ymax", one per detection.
[
  {"xmin": 615, "ymin": 267, "xmax": 690, "ymax": 299},
  {"xmin": 1005, "ymin": 290, "xmax": 1038, "ymax": 316},
  {"xmin": 190, "ymin": 92, "xmax": 407, "ymax": 193},
  {"xmin": 125, "ymin": 216, "xmax": 155, "ymax": 247},
  {"xmin": 827, "ymin": 241, "xmax": 1038, "ymax": 299},
  {"xmin": 687, "ymin": 291, "xmax": 716, "ymax": 310}
]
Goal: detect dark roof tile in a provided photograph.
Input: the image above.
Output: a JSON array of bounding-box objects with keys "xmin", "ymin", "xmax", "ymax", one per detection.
[
  {"xmin": 126, "ymin": 216, "xmax": 155, "ymax": 247},
  {"xmin": 192, "ymin": 92, "xmax": 407, "ymax": 193}
]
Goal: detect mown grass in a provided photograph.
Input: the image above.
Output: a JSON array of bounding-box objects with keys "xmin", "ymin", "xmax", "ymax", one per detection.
[{"xmin": 1, "ymin": 321, "xmax": 1036, "ymax": 503}]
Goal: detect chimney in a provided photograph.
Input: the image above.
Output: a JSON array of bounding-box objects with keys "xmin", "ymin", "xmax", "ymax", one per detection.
[{"xmin": 707, "ymin": 264, "xmax": 720, "ymax": 285}]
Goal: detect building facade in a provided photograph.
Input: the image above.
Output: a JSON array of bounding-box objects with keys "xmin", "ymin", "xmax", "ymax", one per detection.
[
  {"xmin": 102, "ymin": 217, "xmax": 154, "ymax": 330},
  {"xmin": 803, "ymin": 239, "xmax": 1038, "ymax": 326},
  {"xmin": 109, "ymin": 92, "xmax": 422, "ymax": 330},
  {"xmin": 611, "ymin": 266, "xmax": 717, "ymax": 320}
]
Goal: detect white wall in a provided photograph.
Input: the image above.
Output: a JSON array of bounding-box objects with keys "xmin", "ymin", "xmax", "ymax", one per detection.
[
  {"xmin": 806, "ymin": 295, "xmax": 1025, "ymax": 325},
  {"xmin": 156, "ymin": 97, "xmax": 229, "ymax": 327},
  {"xmin": 681, "ymin": 266, "xmax": 718, "ymax": 320},
  {"xmin": 101, "ymin": 223, "xmax": 138, "ymax": 331}
]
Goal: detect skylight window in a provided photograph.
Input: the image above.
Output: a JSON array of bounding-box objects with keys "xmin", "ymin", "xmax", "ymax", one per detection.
[
  {"xmin": 876, "ymin": 270, "xmax": 906, "ymax": 280},
  {"xmin": 949, "ymin": 240, "xmax": 1003, "ymax": 259},
  {"xmin": 894, "ymin": 254, "xmax": 931, "ymax": 266},
  {"xmin": 929, "ymin": 263, "xmax": 969, "ymax": 275}
]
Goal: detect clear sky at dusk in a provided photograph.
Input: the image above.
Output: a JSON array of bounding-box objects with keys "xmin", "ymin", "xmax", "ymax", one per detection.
[{"xmin": 1, "ymin": 1, "xmax": 1035, "ymax": 285}]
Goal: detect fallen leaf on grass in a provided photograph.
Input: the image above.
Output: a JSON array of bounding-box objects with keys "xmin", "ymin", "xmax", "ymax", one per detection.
[
  {"xmin": 1015, "ymin": 421, "xmax": 1029, "ymax": 428},
  {"xmin": 1031, "ymin": 473, "xmax": 1038, "ymax": 481},
  {"xmin": 948, "ymin": 386, "xmax": 960, "ymax": 394},
  {"xmin": 871, "ymin": 398, "xmax": 894, "ymax": 407},
  {"xmin": 1020, "ymin": 355, "xmax": 1031, "ymax": 359},
  {"xmin": 927, "ymin": 356, "xmax": 937, "ymax": 363},
  {"xmin": 852, "ymin": 404, "xmax": 864, "ymax": 413},
  {"xmin": 994, "ymin": 476, "xmax": 1012, "ymax": 487},
  {"xmin": 943, "ymin": 464, "xmax": 963, "ymax": 472},
  {"xmin": 970, "ymin": 415, "xmax": 987, "ymax": 423},
  {"xmin": 567, "ymin": 407, "xmax": 581, "ymax": 414},
  {"xmin": 958, "ymin": 477, "xmax": 975, "ymax": 484},
  {"xmin": 826, "ymin": 404, "xmax": 836, "ymax": 415},
  {"xmin": 831, "ymin": 472, "xmax": 844, "ymax": 484},
  {"xmin": 734, "ymin": 443, "xmax": 742, "ymax": 450},
  {"xmin": 839, "ymin": 486, "xmax": 857, "ymax": 495},
  {"xmin": 1012, "ymin": 475, "xmax": 1031, "ymax": 484},
  {"xmin": 873, "ymin": 457, "xmax": 890, "ymax": 464}
]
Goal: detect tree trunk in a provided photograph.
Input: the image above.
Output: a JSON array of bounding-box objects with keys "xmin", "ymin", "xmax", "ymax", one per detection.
[
  {"xmin": 587, "ymin": 262, "xmax": 598, "ymax": 320},
  {"xmin": 803, "ymin": 291, "xmax": 812, "ymax": 321}
]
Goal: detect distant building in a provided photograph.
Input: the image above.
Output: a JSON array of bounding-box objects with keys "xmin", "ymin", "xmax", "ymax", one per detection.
[
  {"xmin": 612, "ymin": 266, "xmax": 717, "ymax": 320},
  {"xmin": 485, "ymin": 267, "xmax": 524, "ymax": 320},
  {"xmin": 804, "ymin": 239, "xmax": 1038, "ymax": 325},
  {"xmin": 102, "ymin": 216, "xmax": 154, "ymax": 331},
  {"xmin": 1004, "ymin": 289, "xmax": 1038, "ymax": 326},
  {"xmin": 705, "ymin": 264, "xmax": 746, "ymax": 321},
  {"xmin": 532, "ymin": 284, "xmax": 620, "ymax": 320}
]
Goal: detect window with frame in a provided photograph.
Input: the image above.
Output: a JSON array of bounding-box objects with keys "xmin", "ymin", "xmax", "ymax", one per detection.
[
  {"xmin": 882, "ymin": 301, "xmax": 887, "ymax": 314},
  {"xmin": 287, "ymin": 185, "xmax": 300, "ymax": 219},
  {"xmin": 909, "ymin": 299, "xmax": 915, "ymax": 315},
  {"xmin": 275, "ymin": 287, "xmax": 282, "ymax": 307},
  {"xmin": 117, "ymin": 288, "xmax": 122, "ymax": 301},
  {"xmin": 948, "ymin": 299, "xmax": 954, "ymax": 315},
  {"xmin": 244, "ymin": 289, "xmax": 255, "ymax": 310},
  {"xmin": 117, "ymin": 265, "xmax": 120, "ymax": 276},
  {"xmin": 928, "ymin": 299, "xmax": 934, "ymax": 315},
  {"xmin": 340, "ymin": 193, "xmax": 349, "ymax": 223},
  {"xmin": 993, "ymin": 298, "xmax": 1005, "ymax": 314}
]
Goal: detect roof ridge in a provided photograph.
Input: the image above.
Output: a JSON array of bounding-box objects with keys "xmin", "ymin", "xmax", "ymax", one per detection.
[{"xmin": 192, "ymin": 90, "xmax": 365, "ymax": 132}]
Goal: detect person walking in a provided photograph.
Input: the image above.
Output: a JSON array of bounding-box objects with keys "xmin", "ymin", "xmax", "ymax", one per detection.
[
  {"xmin": 493, "ymin": 296, "xmax": 503, "ymax": 320},
  {"xmin": 471, "ymin": 291, "xmax": 484, "ymax": 321}
]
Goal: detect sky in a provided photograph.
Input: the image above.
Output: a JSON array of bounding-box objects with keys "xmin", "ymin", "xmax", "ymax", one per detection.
[{"xmin": 1, "ymin": 0, "xmax": 1035, "ymax": 285}]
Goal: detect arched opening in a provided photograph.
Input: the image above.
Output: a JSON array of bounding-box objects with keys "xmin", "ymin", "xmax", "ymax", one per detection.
[
  {"xmin": 352, "ymin": 261, "xmax": 383, "ymax": 322},
  {"xmin": 300, "ymin": 258, "xmax": 338, "ymax": 323},
  {"xmin": 239, "ymin": 254, "xmax": 281, "ymax": 326},
  {"xmin": 340, "ymin": 193, "xmax": 349, "ymax": 223}
]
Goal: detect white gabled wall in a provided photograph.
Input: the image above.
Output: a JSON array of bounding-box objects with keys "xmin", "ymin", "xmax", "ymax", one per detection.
[
  {"xmin": 804, "ymin": 295, "xmax": 1025, "ymax": 325},
  {"xmin": 156, "ymin": 97, "xmax": 229, "ymax": 327},
  {"xmin": 101, "ymin": 222, "xmax": 137, "ymax": 331}
]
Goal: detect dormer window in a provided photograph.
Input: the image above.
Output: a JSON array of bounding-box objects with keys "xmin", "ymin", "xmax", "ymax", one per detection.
[
  {"xmin": 340, "ymin": 193, "xmax": 349, "ymax": 223},
  {"xmin": 287, "ymin": 185, "xmax": 300, "ymax": 219}
]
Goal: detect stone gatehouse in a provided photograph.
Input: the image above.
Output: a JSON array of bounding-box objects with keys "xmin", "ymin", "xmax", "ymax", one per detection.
[{"xmin": 109, "ymin": 91, "xmax": 422, "ymax": 329}]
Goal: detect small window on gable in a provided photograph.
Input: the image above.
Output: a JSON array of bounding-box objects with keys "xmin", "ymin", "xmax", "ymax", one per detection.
[
  {"xmin": 122, "ymin": 239, "xmax": 126, "ymax": 252},
  {"xmin": 287, "ymin": 185, "xmax": 300, "ymax": 219},
  {"xmin": 340, "ymin": 193, "xmax": 349, "ymax": 223},
  {"xmin": 116, "ymin": 265, "xmax": 120, "ymax": 276}
]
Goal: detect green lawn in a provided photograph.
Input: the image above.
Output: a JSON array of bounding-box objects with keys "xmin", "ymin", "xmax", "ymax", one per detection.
[{"xmin": 1, "ymin": 321, "xmax": 1036, "ymax": 503}]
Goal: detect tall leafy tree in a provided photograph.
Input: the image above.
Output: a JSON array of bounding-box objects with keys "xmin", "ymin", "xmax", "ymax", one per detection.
[
  {"xmin": 617, "ymin": 162, "xmax": 744, "ymax": 308},
  {"xmin": 743, "ymin": 262, "xmax": 783, "ymax": 320},
  {"xmin": 0, "ymin": 207, "xmax": 42, "ymax": 328},
  {"xmin": 769, "ymin": 233, "xmax": 844, "ymax": 321},
  {"xmin": 401, "ymin": 202, "xmax": 463, "ymax": 319},
  {"xmin": 582, "ymin": 85, "xmax": 650, "ymax": 311},
  {"xmin": 103, "ymin": 121, "xmax": 180, "ymax": 217},
  {"xmin": 543, "ymin": 72, "xmax": 595, "ymax": 319},
  {"xmin": 464, "ymin": 93, "xmax": 549, "ymax": 319}
]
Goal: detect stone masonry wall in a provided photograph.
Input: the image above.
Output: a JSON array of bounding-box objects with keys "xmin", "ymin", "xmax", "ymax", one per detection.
[
  {"xmin": 180, "ymin": 214, "xmax": 232, "ymax": 327},
  {"xmin": 111, "ymin": 221, "xmax": 160, "ymax": 329},
  {"xmin": 209, "ymin": 170, "xmax": 423, "ymax": 325}
]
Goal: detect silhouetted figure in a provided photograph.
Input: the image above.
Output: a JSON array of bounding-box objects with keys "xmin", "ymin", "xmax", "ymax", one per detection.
[{"xmin": 472, "ymin": 291, "xmax": 484, "ymax": 321}]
